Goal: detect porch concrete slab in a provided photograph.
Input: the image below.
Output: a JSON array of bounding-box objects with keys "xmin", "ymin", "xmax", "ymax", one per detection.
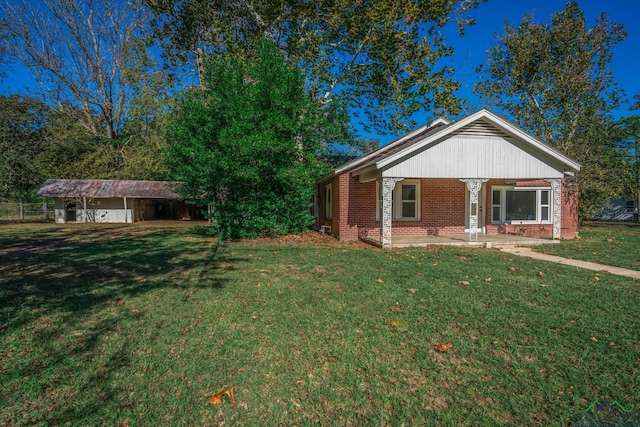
[
  {"xmin": 500, "ymin": 247, "xmax": 640, "ymax": 280},
  {"xmin": 362, "ymin": 234, "xmax": 559, "ymax": 249}
]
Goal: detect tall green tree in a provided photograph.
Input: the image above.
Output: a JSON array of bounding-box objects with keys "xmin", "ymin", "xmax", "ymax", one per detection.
[
  {"xmin": 147, "ymin": 0, "xmax": 484, "ymax": 135},
  {"xmin": 475, "ymin": 2, "xmax": 628, "ymax": 217},
  {"xmin": 168, "ymin": 39, "xmax": 348, "ymax": 238},
  {"xmin": 0, "ymin": 95, "xmax": 48, "ymax": 201},
  {"xmin": 0, "ymin": 0, "xmax": 168, "ymax": 140},
  {"xmin": 616, "ymin": 116, "xmax": 640, "ymax": 222},
  {"xmin": 37, "ymin": 101, "xmax": 171, "ymax": 182}
]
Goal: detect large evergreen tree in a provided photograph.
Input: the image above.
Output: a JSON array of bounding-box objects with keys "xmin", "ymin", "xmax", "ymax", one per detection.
[
  {"xmin": 167, "ymin": 39, "xmax": 348, "ymax": 238},
  {"xmin": 475, "ymin": 2, "xmax": 628, "ymax": 217}
]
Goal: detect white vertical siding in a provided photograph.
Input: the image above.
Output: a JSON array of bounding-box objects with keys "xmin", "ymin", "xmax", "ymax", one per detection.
[
  {"xmin": 383, "ymin": 135, "xmax": 566, "ymax": 179},
  {"xmin": 86, "ymin": 198, "xmax": 132, "ymax": 223}
]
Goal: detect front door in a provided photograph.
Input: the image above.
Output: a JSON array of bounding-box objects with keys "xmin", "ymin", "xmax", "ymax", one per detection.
[{"xmin": 464, "ymin": 185, "xmax": 486, "ymax": 234}]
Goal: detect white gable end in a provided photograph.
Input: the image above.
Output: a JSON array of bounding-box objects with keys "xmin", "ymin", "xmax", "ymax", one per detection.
[{"xmin": 382, "ymin": 134, "xmax": 567, "ymax": 179}]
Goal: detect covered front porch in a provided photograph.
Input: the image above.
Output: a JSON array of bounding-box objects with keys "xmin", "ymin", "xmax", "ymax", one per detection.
[{"xmin": 374, "ymin": 177, "xmax": 564, "ymax": 248}]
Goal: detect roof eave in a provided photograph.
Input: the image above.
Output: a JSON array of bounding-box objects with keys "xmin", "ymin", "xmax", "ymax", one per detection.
[{"xmin": 333, "ymin": 124, "xmax": 430, "ymax": 175}]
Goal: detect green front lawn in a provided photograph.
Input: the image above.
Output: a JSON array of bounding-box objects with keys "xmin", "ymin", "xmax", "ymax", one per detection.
[
  {"xmin": 535, "ymin": 223, "xmax": 640, "ymax": 271},
  {"xmin": 1, "ymin": 223, "xmax": 638, "ymax": 425}
]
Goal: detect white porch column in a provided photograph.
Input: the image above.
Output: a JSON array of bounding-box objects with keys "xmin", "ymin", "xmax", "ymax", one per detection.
[
  {"xmin": 461, "ymin": 179, "xmax": 488, "ymax": 242},
  {"xmin": 123, "ymin": 196, "xmax": 128, "ymax": 223},
  {"xmin": 548, "ymin": 179, "xmax": 561, "ymax": 239},
  {"xmin": 381, "ymin": 177, "xmax": 404, "ymax": 247}
]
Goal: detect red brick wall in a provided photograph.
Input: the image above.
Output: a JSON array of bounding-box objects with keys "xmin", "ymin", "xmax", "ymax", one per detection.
[
  {"xmin": 561, "ymin": 180, "xmax": 579, "ymax": 239},
  {"xmin": 318, "ymin": 174, "xmax": 578, "ymax": 241}
]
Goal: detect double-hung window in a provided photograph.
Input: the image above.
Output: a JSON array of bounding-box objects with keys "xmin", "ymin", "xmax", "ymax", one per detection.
[
  {"xmin": 377, "ymin": 180, "xmax": 420, "ymax": 220},
  {"xmin": 491, "ymin": 186, "xmax": 551, "ymax": 224}
]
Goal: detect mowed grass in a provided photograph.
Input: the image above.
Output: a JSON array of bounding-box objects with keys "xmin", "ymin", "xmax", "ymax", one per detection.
[
  {"xmin": 534, "ymin": 223, "xmax": 640, "ymax": 271},
  {"xmin": 0, "ymin": 223, "xmax": 638, "ymax": 426}
]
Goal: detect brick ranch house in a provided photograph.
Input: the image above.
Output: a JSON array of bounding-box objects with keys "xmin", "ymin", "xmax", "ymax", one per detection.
[{"xmin": 316, "ymin": 109, "xmax": 581, "ymax": 247}]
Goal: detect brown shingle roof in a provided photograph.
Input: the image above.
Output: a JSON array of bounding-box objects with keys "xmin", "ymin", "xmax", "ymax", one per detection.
[
  {"xmin": 36, "ymin": 179, "xmax": 181, "ymax": 199},
  {"xmin": 336, "ymin": 122, "xmax": 451, "ymax": 173}
]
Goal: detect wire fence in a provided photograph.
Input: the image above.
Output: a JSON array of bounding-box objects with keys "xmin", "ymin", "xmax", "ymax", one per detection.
[{"xmin": 0, "ymin": 200, "xmax": 55, "ymax": 222}]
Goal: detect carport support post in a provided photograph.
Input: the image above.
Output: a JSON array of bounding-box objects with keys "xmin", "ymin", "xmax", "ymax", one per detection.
[
  {"xmin": 548, "ymin": 179, "xmax": 561, "ymax": 239},
  {"xmin": 124, "ymin": 197, "xmax": 128, "ymax": 223},
  {"xmin": 83, "ymin": 197, "xmax": 87, "ymax": 223},
  {"xmin": 381, "ymin": 177, "xmax": 404, "ymax": 247}
]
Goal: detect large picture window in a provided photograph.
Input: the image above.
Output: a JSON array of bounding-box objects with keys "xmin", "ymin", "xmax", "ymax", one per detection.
[
  {"xmin": 377, "ymin": 180, "xmax": 420, "ymax": 220},
  {"xmin": 492, "ymin": 187, "xmax": 551, "ymax": 224}
]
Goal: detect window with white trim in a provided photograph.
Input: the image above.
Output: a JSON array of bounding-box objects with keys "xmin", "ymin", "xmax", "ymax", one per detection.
[
  {"xmin": 376, "ymin": 180, "xmax": 420, "ymax": 220},
  {"xmin": 325, "ymin": 184, "xmax": 332, "ymax": 220},
  {"xmin": 491, "ymin": 186, "xmax": 551, "ymax": 224}
]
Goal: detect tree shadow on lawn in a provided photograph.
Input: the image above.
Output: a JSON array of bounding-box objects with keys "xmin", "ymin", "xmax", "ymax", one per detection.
[{"xmin": 0, "ymin": 226, "xmax": 247, "ymax": 425}]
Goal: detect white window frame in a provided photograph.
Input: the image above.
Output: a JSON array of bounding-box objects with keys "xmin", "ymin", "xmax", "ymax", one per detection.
[
  {"xmin": 325, "ymin": 184, "xmax": 332, "ymax": 220},
  {"xmin": 491, "ymin": 186, "xmax": 552, "ymax": 225},
  {"xmin": 376, "ymin": 180, "xmax": 420, "ymax": 221}
]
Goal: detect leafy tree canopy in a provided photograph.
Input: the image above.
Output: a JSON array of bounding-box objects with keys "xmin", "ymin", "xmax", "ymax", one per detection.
[
  {"xmin": 167, "ymin": 38, "xmax": 348, "ymax": 238},
  {"xmin": 146, "ymin": 0, "xmax": 485, "ymax": 135},
  {"xmin": 475, "ymin": 1, "xmax": 628, "ymax": 216},
  {"xmin": 0, "ymin": 0, "xmax": 170, "ymax": 140},
  {"xmin": 0, "ymin": 95, "xmax": 48, "ymax": 201},
  {"xmin": 616, "ymin": 116, "xmax": 640, "ymax": 222}
]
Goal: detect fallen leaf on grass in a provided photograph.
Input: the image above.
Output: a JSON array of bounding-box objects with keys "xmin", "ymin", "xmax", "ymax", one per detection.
[
  {"xmin": 209, "ymin": 388, "xmax": 224, "ymax": 405},
  {"xmin": 225, "ymin": 385, "xmax": 236, "ymax": 403},
  {"xmin": 408, "ymin": 288, "xmax": 417, "ymax": 294},
  {"xmin": 538, "ymin": 271, "xmax": 545, "ymax": 277},
  {"xmin": 389, "ymin": 307, "xmax": 401, "ymax": 312},
  {"xmin": 389, "ymin": 320, "xmax": 402, "ymax": 327},
  {"xmin": 376, "ymin": 278, "xmax": 384, "ymax": 283},
  {"xmin": 434, "ymin": 343, "xmax": 453, "ymax": 353},
  {"xmin": 590, "ymin": 336, "xmax": 598, "ymax": 342},
  {"xmin": 593, "ymin": 276, "xmax": 601, "ymax": 281},
  {"xmin": 210, "ymin": 385, "xmax": 236, "ymax": 405},
  {"xmin": 485, "ymin": 277, "xmax": 492, "ymax": 283},
  {"xmin": 459, "ymin": 280, "xmax": 470, "ymax": 285}
]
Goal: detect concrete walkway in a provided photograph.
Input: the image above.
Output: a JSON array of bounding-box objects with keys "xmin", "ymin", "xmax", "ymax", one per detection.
[{"xmin": 500, "ymin": 246, "xmax": 640, "ymax": 280}]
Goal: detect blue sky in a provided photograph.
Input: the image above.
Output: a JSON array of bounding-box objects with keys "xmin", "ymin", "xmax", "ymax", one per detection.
[
  {"xmin": 1, "ymin": 0, "xmax": 638, "ymax": 144},
  {"xmin": 445, "ymin": 0, "xmax": 639, "ymax": 113}
]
